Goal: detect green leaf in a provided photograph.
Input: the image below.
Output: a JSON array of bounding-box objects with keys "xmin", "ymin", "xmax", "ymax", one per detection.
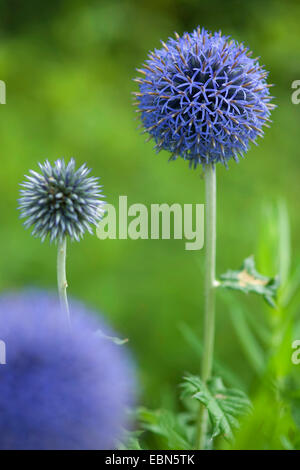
[
  {"xmin": 179, "ymin": 322, "xmax": 245, "ymax": 389},
  {"xmin": 278, "ymin": 199, "xmax": 291, "ymax": 287},
  {"xmin": 181, "ymin": 375, "xmax": 252, "ymax": 441},
  {"xmin": 281, "ymin": 264, "xmax": 300, "ymax": 308},
  {"xmin": 291, "ymin": 398, "xmax": 300, "ymax": 430},
  {"xmin": 137, "ymin": 407, "xmax": 191, "ymax": 450},
  {"xmin": 219, "ymin": 291, "xmax": 266, "ymax": 375},
  {"xmin": 117, "ymin": 430, "xmax": 144, "ymax": 450},
  {"xmin": 219, "ymin": 255, "xmax": 279, "ymax": 307}
]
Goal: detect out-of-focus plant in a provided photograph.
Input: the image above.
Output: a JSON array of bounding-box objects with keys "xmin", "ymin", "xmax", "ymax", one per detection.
[
  {"xmin": 122, "ymin": 200, "xmax": 300, "ymax": 450},
  {"xmin": 127, "ymin": 27, "xmax": 282, "ymax": 450},
  {"xmin": 0, "ymin": 291, "xmax": 134, "ymax": 450},
  {"xmin": 226, "ymin": 201, "xmax": 300, "ymax": 450}
]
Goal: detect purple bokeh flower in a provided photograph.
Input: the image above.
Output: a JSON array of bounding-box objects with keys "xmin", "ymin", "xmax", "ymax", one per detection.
[
  {"xmin": 0, "ymin": 291, "xmax": 135, "ymax": 450},
  {"xmin": 134, "ymin": 27, "xmax": 275, "ymax": 168}
]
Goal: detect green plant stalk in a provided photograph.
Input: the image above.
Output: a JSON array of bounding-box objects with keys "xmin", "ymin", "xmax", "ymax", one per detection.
[
  {"xmin": 196, "ymin": 164, "xmax": 217, "ymax": 449},
  {"xmin": 57, "ymin": 237, "xmax": 71, "ymax": 327}
]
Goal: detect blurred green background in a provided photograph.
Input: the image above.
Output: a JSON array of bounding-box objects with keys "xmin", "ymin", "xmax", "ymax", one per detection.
[{"xmin": 0, "ymin": 0, "xmax": 300, "ymax": 448}]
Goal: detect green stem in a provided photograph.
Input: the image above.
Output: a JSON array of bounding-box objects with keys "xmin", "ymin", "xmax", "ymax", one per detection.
[
  {"xmin": 57, "ymin": 237, "xmax": 71, "ymax": 327},
  {"xmin": 196, "ymin": 163, "xmax": 217, "ymax": 449}
]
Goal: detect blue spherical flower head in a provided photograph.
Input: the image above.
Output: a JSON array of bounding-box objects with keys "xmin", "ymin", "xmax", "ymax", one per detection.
[
  {"xmin": 0, "ymin": 291, "xmax": 135, "ymax": 450},
  {"xmin": 134, "ymin": 27, "xmax": 275, "ymax": 168},
  {"xmin": 19, "ymin": 158, "xmax": 105, "ymax": 242}
]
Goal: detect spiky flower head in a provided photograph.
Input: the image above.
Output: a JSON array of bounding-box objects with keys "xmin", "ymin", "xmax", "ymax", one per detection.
[
  {"xmin": 0, "ymin": 291, "xmax": 135, "ymax": 450},
  {"xmin": 18, "ymin": 158, "xmax": 105, "ymax": 242},
  {"xmin": 134, "ymin": 27, "xmax": 275, "ymax": 168}
]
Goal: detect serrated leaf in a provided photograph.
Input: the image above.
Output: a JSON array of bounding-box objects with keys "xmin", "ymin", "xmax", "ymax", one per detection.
[
  {"xmin": 137, "ymin": 407, "xmax": 191, "ymax": 450},
  {"xmin": 219, "ymin": 255, "xmax": 279, "ymax": 307},
  {"xmin": 181, "ymin": 375, "xmax": 252, "ymax": 441}
]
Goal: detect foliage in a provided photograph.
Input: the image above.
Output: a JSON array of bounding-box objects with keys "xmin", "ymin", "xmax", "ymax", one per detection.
[
  {"xmin": 219, "ymin": 256, "xmax": 279, "ymax": 307},
  {"xmin": 181, "ymin": 375, "xmax": 252, "ymax": 441},
  {"xmin": 125, "ymin": 200, "xmax": 300, "ymax": 450},
  {"xmin": 0, "ymin": 0, "xmax": 299, "ymax": 451}
]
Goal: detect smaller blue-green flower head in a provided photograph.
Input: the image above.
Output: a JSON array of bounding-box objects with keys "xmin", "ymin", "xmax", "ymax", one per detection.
[
  {"xmin": 19, "ymin": 158, "xmax": 105, "ymax": 242},
  {"xmin": 0, "ymin": 291, "xmax": 135, "ymax": 450},
  {"xmin": 134, "ymin": 27, "xmax": 275, "ymax": 168}
]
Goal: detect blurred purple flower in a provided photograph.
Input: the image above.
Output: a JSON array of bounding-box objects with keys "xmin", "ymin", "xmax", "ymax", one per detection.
[
  {"xmin": 134, "ymin": 27, "xmax": 275, "ymax": 168},
  {"xmin": 0, "ymin": 291, "xmax": 135, "ymax": 450}
]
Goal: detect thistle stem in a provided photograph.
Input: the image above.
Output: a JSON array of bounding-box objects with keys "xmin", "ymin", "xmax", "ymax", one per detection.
[
  {"xmin": 196, "ymin": 164, "xmax": 217, "ymax": 450},
  {"xmin": 57, "ymin": 237, "xmax": 71, "ymax": 327}
]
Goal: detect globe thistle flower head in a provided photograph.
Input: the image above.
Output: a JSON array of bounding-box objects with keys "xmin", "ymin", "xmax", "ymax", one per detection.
[
  {"xmin": 19, "ymin": 158, "xmax": 105, "ymax": 242},
  {"xmin": 0, "ymin": 291, "xmax": 135, "ymax": 450},
  {"xmin": 134, "ymin": 27, "xmax": 275, "ymax": 168}
]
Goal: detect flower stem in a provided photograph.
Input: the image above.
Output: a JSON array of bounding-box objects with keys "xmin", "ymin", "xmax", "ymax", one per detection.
[
  {"xmin": 57, "ymin": 237, "xmax": 71, "ymax": 327},
  {"xmin": 196, "ymin": 163, "xmax": 217, "ymax": 450}
]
